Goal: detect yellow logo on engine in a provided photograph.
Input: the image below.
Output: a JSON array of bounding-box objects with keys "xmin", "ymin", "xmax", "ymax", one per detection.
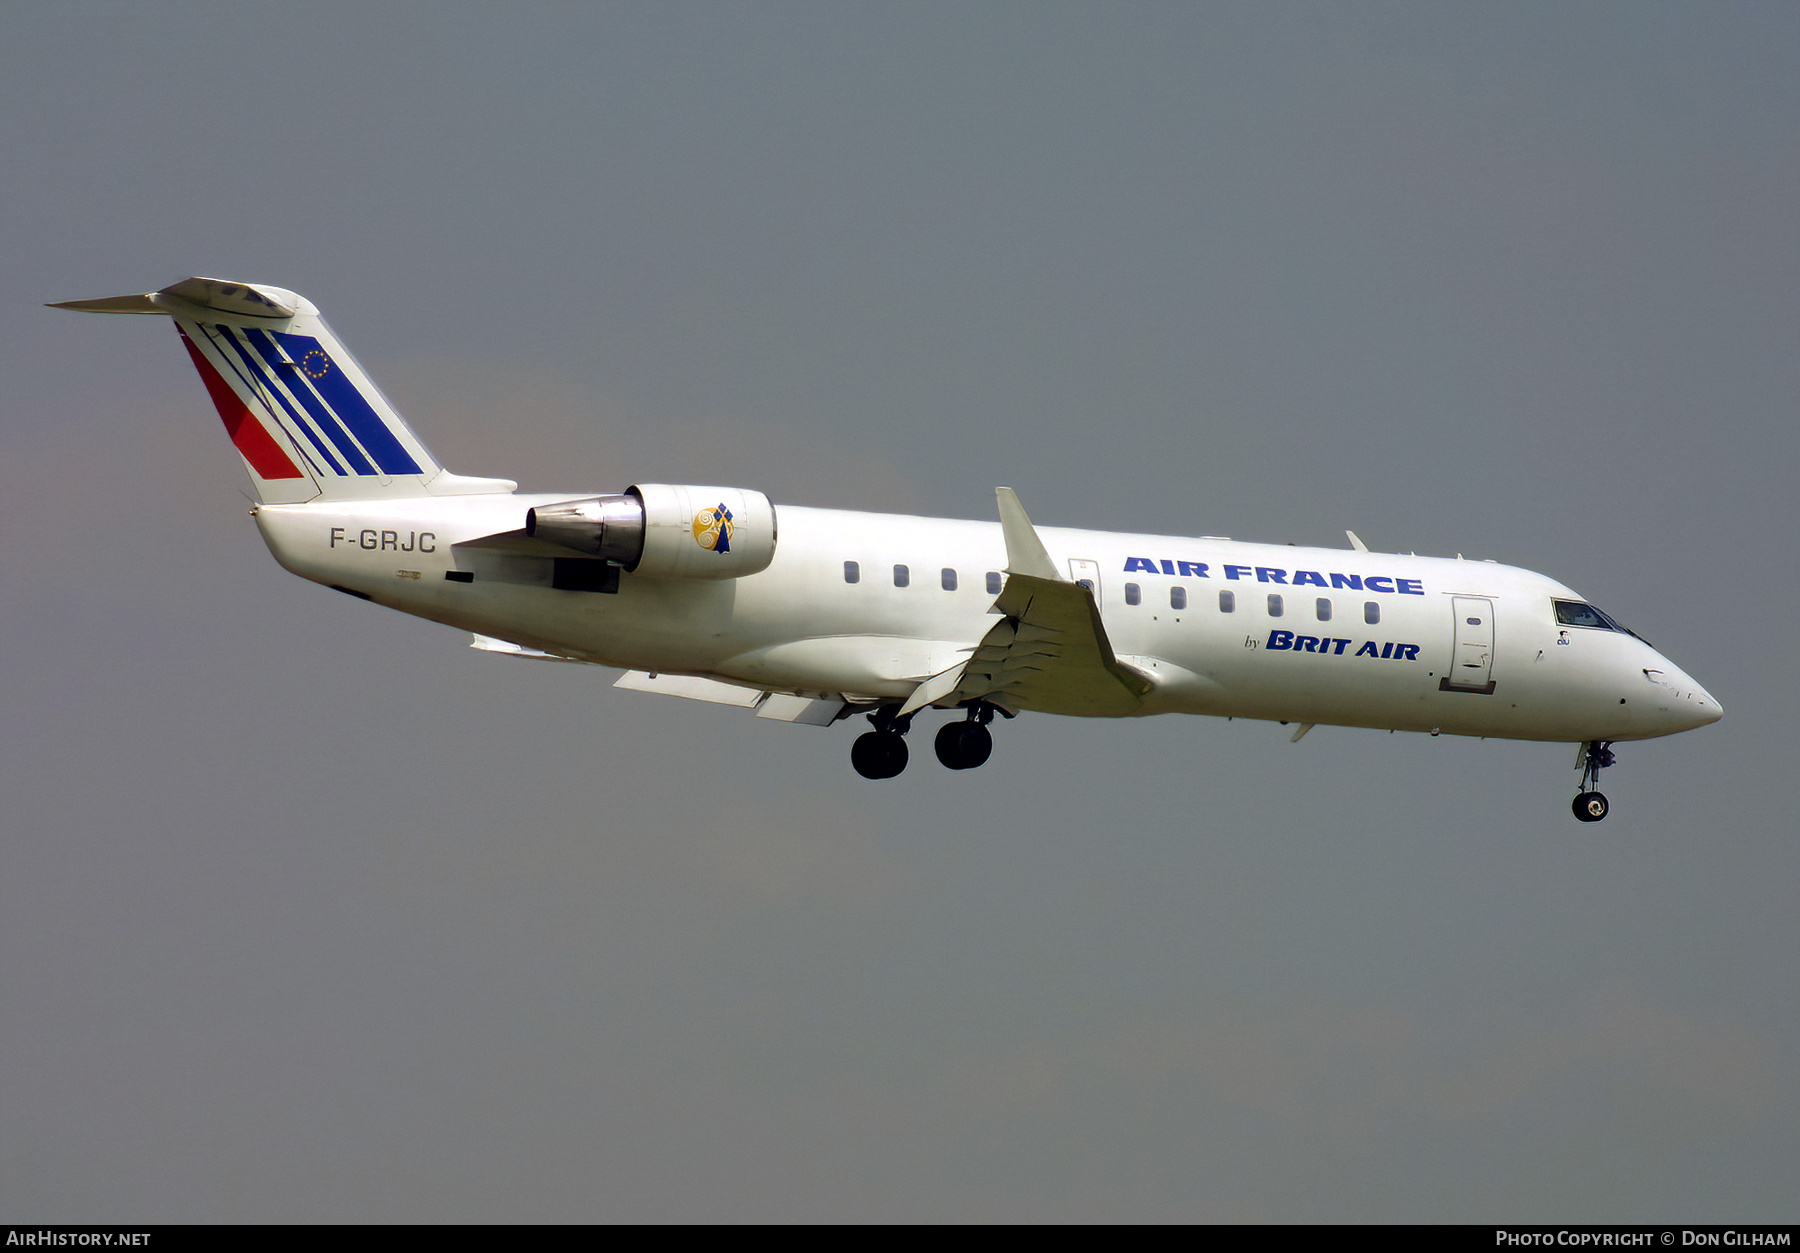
[{"xmin": 692, "ymin": 503, "xmax": 734, "ymax": 554}]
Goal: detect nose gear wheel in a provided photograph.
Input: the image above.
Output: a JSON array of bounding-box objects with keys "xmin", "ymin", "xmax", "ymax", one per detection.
[
  {"xmin": 1572, "ymin": 741, "xmax": 1616, "ymax": 822},
  {"xmin": 1573, "ymin": 791, "xmax": 1609, "ymax": 822}
]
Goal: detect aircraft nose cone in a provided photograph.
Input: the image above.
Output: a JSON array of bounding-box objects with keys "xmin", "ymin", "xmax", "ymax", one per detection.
[
  {"xmin": 1641, "ymin": 660, "xmax": 1722, "ymax": 732},
  {"xmin": 1692, "ymin": 684, "xmax": 1724, "ymax": 726}
]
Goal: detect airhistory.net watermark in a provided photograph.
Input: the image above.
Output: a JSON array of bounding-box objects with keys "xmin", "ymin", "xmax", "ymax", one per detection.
[{"xmin": 6, "ymin": 1234, "xmax": 150, "ymax": 1247}]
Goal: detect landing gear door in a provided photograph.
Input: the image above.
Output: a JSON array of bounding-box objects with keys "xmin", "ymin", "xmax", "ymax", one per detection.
[
  {"xmin": 1441, "ymin": 595, "xmax": 1497, "ymax": 694},
  {"xmin": 1068, "ymin": 559, "xmax": 1101, "ymax": 604}
]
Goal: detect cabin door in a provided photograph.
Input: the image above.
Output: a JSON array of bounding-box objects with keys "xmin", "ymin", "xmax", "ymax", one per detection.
[
  {"xmin": 1068, "ymin": 559, "xmax": 1102, "ymax": 602},
  {"xmin": 1442, "ymin": 596, "xmax": 1497, "ymax": 693}
]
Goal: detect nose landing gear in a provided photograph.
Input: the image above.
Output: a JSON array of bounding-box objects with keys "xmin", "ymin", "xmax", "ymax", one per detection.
[{"xmin": 1572, "ymin": 740, "xmax": 1616, "ymax": 822}]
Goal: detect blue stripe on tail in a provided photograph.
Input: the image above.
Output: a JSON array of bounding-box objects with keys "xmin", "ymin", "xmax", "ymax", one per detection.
[
  {"xmin": 206, "ymin": 326, "xmax": 348, "ymax": 476},
  {"xmin": 238, "ymin": 329, "xmax": 378, "ymax": 475},
  {"xmin": 269, "ymin": 331, "xmax": 422, "ymax": 477}
]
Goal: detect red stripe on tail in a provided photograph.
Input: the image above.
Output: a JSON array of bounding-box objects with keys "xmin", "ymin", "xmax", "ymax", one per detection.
[{"xmin": 177, "ymin": 328, "xmax": 306, "ymax": 480}]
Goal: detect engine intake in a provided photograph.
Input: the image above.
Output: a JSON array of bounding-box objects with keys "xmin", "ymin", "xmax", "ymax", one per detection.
[{"xmin": 526, "ymin": 484, "xmax": 777, "ymax": 580}]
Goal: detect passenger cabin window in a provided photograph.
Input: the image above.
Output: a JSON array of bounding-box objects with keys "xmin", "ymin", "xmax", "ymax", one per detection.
[
  {"xmin": 893, "ymin": 564, "xmax": 909, "ymax": 588},
  {"xmin": 1364, "ymin": 601, "xmax": 1380, "ymax": 625},
  {"xmin": 1267, "ymin": 594, "xmax": 1284, "ymax": 617},
  {"xmin": 1170, "ymin": 586, "xmax": 1187, "ymax": 610},
  {"xmin": 941, "ymin": 568, "xmax": 957, "ymax": 591},
  {"xmin": 843, "ymin": 560, "xmax": 860, "ymax": 584},
  {"xmin": 1124, "ymin": 583, "xmax": 1141, "ymax": 606},
  {"xmin": 1219, "ymin": 590, "xmax": 1236, "ymax": 613},
  {"xmin": 1316, "ymin": 598, "xmax": 1332, "ymax": 622},
  {"xmin": 986, "ymin": 571, "xmax": 1002, "ymax": 595}
]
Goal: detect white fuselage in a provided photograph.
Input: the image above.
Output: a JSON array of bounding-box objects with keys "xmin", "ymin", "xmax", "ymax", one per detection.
[{"xmin": 254, "ymin": 494, "xmax": 1720, "ymax": 744}]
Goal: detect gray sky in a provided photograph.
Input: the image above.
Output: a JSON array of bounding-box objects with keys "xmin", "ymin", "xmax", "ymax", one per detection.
[{"xmin": 3, "ymin": 1, "xmax": 1795, "ymax": 1221}]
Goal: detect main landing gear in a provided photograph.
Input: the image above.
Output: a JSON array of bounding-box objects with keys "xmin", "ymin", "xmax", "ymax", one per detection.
[
  {"xmin": 1573, "ymin": 740, "xmax": 1616, "ymax": 822},
  {"xmin": 851, "ymin": 702, "xmax": 1007, "ymax": 779},
  {"xmin": 850, "ymin": 706, "xmax": 912, "ymax": 780},
  {"xmin": 934, "ymin": 704, "xmax": 995, "ymax": 771}
]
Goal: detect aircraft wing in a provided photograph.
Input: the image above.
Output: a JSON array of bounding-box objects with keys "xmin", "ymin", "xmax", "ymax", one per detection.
[
  {"xmin": 901, "ymin": 489, "xmax": 1153, "ymax": 718},
  {"xmin": 943, "ymin": 572, "xmax": 1153, "ymax": 716}
]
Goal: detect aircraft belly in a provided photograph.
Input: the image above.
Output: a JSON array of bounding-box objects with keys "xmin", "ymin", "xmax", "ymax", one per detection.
[{"xmin": 718, "ymin": 636, "xmax": 971, "ymax": 700}]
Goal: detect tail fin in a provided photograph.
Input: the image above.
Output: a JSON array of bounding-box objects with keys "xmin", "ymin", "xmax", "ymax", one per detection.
[{"xmin": 50, "ymin": 277, "xmax": 515, "ymax": 504}]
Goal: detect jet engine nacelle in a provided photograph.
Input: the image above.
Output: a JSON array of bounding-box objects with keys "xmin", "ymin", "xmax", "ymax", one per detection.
[{"xmin": 526, "ymin": 484, "xmax": 777, "ymax": 580}]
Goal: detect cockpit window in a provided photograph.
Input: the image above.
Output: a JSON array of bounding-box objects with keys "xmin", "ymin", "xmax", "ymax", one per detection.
[
  {"xmin": 1553, "ymin": 599, "xmax": 1642, "ymax": 641},
  {"xmin": 1554, "ymin": 601, "xmax": 1611, "ymax": 629}
]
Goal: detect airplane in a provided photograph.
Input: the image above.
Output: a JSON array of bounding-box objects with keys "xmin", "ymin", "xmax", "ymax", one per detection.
[{"xmin": 50, "ymin": 277, "xmax": 1723, "ymax": 820}]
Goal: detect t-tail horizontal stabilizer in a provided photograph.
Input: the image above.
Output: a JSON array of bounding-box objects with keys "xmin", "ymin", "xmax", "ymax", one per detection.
[{"xmin": 50, "ymin": 277, "xmax": 515, "ymax": 505}]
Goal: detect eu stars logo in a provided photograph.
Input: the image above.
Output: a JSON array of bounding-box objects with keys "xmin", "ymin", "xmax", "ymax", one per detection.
[
  {"xmin": 692, "ymin": 503, "xmax": 734, "ymax": 554},
  {"xmin": 300, "ymin": 348, "xmax": 332, "ymax": 379}
]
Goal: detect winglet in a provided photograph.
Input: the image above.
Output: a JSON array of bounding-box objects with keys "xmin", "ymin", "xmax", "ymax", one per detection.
[
  {"xmin": 1346, "ymin": 530, "xmax": 1369, "ymax": 552},
  {"xmin": 996, "ymin": 487, "xmax": 1061, "ymax": 581}
]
